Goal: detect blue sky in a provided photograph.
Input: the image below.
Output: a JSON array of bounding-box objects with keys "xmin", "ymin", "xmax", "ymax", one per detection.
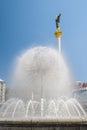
[{"xmin": 0, "ymin": 0, "xmax": 87, "ymax": 84}]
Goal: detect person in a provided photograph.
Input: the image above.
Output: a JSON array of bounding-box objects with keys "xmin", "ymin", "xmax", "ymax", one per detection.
[{"xmin": 55, "ymin": 14, "xmax": 61, "ymax": 29}]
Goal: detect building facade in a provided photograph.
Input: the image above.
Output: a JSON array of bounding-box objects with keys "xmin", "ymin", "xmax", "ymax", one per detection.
[{"xmin": 0, "ymin": 79, "xmax": 5, "ymax": 103}]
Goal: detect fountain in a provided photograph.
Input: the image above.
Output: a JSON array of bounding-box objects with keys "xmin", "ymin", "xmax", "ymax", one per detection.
[
  {"xmin": 2, "ymin": 47, "xmax": 74, "ymax": 118},
  {"xmin": 0, "ymin": 15, "xmax": 87, "ymax": 130},
  {"xmin": 0, "ymin": 47, "xmax": 87, "ymax": 130}
]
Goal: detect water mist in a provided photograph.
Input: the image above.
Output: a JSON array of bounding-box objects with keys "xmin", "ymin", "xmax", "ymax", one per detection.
[{"xmin": 9, "ymin": 47, "xmax": 72, "ymax": 101}]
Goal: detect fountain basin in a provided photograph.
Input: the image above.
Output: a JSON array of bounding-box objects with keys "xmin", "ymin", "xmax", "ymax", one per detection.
[{"xmin": 0, "ymin": 119, "xmax": 87, "ymax": 130}]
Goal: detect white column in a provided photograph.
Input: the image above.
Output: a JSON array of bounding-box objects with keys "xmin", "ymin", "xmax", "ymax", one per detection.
[{"xmin": 57, "ymin": 37, "xmax": 61, "ymax": 53}]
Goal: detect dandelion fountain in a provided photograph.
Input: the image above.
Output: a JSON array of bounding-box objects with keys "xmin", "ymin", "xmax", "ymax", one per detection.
[{"xmin": 0, "ymin": 14, "xmax": 87, "ymax": 130}]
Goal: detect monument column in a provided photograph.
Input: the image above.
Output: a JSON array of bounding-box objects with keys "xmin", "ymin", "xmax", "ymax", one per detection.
[{"xmin": 54, "ymin": 14, "xmax": 62, "ymax": 53}]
